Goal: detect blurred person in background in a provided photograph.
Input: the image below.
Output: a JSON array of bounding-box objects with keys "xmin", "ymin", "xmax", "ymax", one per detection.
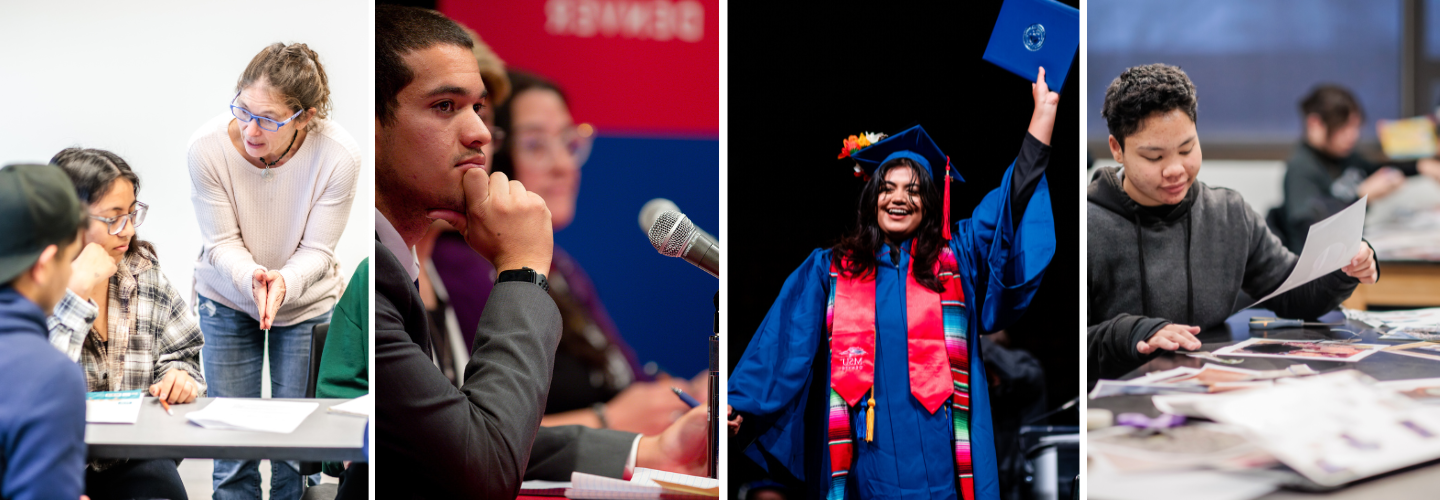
[
  {"xmin": 1279, "ymin": 84, "xmax": 1440, "ymax": 252},
  {"xmin": 49, "ymin": 149, "xmax": 206, "ymax": 500},
  {"xmin": 188, "ymin": 42, "xmax": 361, "ymax": 500}
]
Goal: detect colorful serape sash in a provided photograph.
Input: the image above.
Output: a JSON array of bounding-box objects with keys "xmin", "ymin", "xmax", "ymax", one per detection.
[{"xmin": 825, "ymin": 246, "xmax": 972, "ymax": 500}]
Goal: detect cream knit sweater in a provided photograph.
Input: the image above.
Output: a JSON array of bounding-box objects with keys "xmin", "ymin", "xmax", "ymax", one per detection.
[{"xmin": 188, "ymin": 113, "xmax": 360, "ymax": 326}]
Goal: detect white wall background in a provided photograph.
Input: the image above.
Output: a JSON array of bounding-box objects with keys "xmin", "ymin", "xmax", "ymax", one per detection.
[{"xmin": 0, "ymin": 1, "xmax": 373, "ymax": 306}]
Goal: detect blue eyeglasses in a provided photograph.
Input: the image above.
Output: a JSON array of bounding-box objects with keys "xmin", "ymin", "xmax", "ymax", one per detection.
[{"xmin": 230, "ymin": 92, "xmax": 304, "ymax": 132}]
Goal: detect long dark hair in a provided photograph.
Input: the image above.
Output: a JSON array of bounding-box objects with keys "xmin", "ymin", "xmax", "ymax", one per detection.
[
  {"xmin": 50, "ymin": 148, "xmax": 156, "ymax": 259},
  {"xmin": 491, "ymin": 70, "xmax": 569, "ymax": 178},
  {"xmin": 832, "ymin": 157, "xmax": 946, "ymax": 292}
]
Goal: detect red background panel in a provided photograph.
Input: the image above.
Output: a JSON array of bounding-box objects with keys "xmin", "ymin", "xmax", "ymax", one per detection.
[{"xmin": 440, "ymin": 0, "xmax": 719, "ymax": 136}]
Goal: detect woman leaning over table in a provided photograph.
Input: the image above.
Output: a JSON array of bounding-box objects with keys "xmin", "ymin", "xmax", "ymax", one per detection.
[
  {"xmin": 49, "ymin": 148, "xmax": 204, "ymax": 500},
  {"xmin": 187, "ymin": 42, "xmax": 360, "ymax": 500}
]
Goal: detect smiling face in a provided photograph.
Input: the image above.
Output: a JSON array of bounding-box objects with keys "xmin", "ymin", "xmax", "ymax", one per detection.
[
  {"xmin": 234, "ymin": 77, "xmax": 312, "ymax": 160},
  {"xmin": 376, "ymin": 43, "xmax": 492, "ymax": 229},
  {"xmin": 82, "ymin": 177, "xmax": 137, "ymax": 262},
  {"xmin": 875, "ymin": 164, "xmax": 925, "ymax": 243},
  {"xmin": 1110, "ymin": 108, "xmax": 1202, "ymax": 207},
  {"xmin": 509, "ymin": 88, "xmax": 580, "ymax": 229}
]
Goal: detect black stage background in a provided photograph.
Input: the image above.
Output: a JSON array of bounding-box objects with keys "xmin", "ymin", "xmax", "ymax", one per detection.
[{"xmin": 728, "ymin": 1, "xmax": 1080, "ymax": 496}]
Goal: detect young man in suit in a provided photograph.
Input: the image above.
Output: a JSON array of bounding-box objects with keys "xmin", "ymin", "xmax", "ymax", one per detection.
[{"xmin": 374, "ymin": 6, "xmax": 709, "ymax": 497}]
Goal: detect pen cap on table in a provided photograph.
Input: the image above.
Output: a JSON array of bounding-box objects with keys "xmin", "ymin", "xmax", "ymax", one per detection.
[{"xmin": 982, "ymin": 0, "xmax": 1079, "ymax": 90}]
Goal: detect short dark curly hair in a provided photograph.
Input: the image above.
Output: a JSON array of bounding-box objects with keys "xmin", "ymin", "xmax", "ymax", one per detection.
[{"xmin": 1102, "ymin": 64, "xmax": 1197, "ymax": 150}]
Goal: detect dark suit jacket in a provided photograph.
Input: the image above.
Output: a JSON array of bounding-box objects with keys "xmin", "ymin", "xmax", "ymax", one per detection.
[{"xmin": 375, "ymin": 236, "xmax": 637, "ymax": 498}]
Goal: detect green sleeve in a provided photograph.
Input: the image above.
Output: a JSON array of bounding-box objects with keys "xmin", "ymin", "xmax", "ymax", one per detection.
[{"xmin": 317, "ymin": 259, "xmax": 370, "ymax": 477}]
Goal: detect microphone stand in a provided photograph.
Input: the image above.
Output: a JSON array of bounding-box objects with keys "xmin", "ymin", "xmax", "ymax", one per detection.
[{"xmin": 708, "ymin": 292, "xmax": 719, "ymax": 478}]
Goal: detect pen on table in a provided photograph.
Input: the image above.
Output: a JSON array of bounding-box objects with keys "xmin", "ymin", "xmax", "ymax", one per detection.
[
  {"xmin": 157, "ymin": 396, "xmax": 173, "ymax": 416},
  {"xmin": 671, "ymin": 386, "xmax": 700, "ymax": 408}
]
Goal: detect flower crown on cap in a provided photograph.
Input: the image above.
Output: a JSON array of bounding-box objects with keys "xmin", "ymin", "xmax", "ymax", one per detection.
[{"xmin": 838, "ymin": 132, "xmax": 888, "ymax": 177}]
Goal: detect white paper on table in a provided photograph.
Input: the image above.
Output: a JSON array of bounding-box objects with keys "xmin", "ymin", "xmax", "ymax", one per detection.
[
  {"xmin": 630, "ymin": 468, "xmax": 718, "ymax": 491},
  {"xmin": 1246, "ymin": 196, "xmax": 1367, "ymax": 309},
  {"xmin": 85, "ymin": 390, "xmax": 145, "ymax": 424},
  {"xmin": 1129, "ymin": 366, "xmax": 1201, "ymax": 384},
  {"xmin": 1190, "ymin": 370, "xmax": 1440, "ymax": 487},
  {"xmin": 1211, "ymin": 338, "xmax": 1384, "ymax": 363},
  {"xmin": 328, "ymin": 394, "xmax": 372, "ymax": 417},
  {"xmin": 566, "ymin": 468, "xmax": 717, "ymax": 499},
  {"xmin": 186, "ymin": 399, "xmax": 319, "ymax": 434},
  {"xmin": 1088, "ymin": 469, "xmax": 1278, "ymax": 500}
]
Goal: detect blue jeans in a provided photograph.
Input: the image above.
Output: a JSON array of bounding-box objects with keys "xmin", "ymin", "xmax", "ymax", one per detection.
[{"xmin": 199, "ymin": 295, "xmax": 330, "ymax": 500}]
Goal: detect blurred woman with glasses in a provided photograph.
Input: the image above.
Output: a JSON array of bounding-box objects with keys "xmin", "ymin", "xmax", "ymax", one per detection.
[
  {"xmin": 426, "ymin": 70, "xmax": 700, "ymax": 436},
  {"xmin": 49, "ymin": 148, "xmax": 205, "ymax": 500},
  {"xmin": 186, "ymin": 42, "xmax": 360, "ymax": 500}
]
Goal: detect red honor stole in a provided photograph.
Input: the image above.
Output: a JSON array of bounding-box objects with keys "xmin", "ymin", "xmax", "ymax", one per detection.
[
  {"xmin": 830, "ymin": 250, "xmax": 954, "ymax": 416},
  {"xmin": 828, "ymin": 246, "xmax": 972, "ymax": 500}
]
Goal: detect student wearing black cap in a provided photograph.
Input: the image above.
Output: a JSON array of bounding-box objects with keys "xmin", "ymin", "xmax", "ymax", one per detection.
[
  {"xmin": 728, "ymin": 68, "xmax": 1059, "ymax": 500},
  {"xmin": 0, "ymin": 163, "xmax": 90, "ymax": 500}
]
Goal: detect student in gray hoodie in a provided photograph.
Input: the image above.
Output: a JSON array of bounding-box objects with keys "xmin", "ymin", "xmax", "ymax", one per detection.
[{"xmin": 1087, "ymin": 64, "xmax": 1379, "ymax": 387}]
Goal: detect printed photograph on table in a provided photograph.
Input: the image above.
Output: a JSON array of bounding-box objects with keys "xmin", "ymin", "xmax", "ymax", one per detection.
[
  {"xmin": 1210, "ymin": 338, "xmax": 1385, "ymax": 363},
  {"xmin": 727, "ymin": 1, "xmax": 1080, "ymax": 499},
  {"xmin": 1086, "ymin": 1, "xmax": 1440, "ymax": 498},
  {"xmin": 0, "ymin": 1, "xmax": 372, "ymax": 499},
  {"xmin": 371, "ymin": 1, "xmax": 719, "ymax": 498}
]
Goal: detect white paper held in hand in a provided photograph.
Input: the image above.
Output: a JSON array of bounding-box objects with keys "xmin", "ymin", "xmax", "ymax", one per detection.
[
  {"xmin": 1246, "ymin": 196, "xmax": 1367, "ymax": 308},
  {"xmin": 186, "ymin": 398, "xmax": 319, "ymax": 434}
]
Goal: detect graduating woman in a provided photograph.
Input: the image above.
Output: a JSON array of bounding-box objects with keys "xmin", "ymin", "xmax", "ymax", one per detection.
[{"xmin": 728, "ymin": 68, "xmax": 1058, "ymax": 500}]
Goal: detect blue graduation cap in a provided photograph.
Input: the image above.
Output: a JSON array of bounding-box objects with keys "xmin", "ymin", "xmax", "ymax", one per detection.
[
  {"xmin": 982, "ymin": 0, "xmax": 1079, "ymax": 90},
  {"xmin": 842, "ymin": 125, "xmax": 962, "ymax": 239},
  {"xmin": 850, "ymin": 125, "xmax": 963, "ymax": 184}
]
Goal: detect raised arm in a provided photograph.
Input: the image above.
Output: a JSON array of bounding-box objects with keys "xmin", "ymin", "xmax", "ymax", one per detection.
[{"xmin": 955, "ymin": 67, "xmax": 1058, "ymax": 333}]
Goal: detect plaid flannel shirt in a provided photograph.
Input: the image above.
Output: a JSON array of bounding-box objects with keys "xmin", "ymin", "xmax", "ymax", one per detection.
[{"xmin": 48, "ymin": 248, "xmax": 207, "ymax": 396}]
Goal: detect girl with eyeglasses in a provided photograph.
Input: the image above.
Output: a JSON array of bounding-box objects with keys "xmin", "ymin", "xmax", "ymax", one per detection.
[
  {"xmin": 49, "ymin": 148, "xmax": 204, "ymax": 500},
  {"xmin": 186, "ymin": 42, "xmax": 360, "ymax": 499}
]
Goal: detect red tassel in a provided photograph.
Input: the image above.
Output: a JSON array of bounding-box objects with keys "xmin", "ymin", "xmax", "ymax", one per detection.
[{"xmin": 942, "ymin": 156, "xmax": 952, "ymax": 241}]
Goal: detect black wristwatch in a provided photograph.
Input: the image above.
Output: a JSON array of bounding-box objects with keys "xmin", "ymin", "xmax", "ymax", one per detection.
[{"xmin": 495, "ymin": 266, "xmax": 549, "ymax": 292}]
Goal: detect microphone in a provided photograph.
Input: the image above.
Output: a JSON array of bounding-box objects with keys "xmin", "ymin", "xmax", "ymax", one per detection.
[
  {"xmin": 645, "ymin": 208, "xmax": 719, "ymax": 278},
  {"xmin": 639, "ymin": 198, "xmax": 676, "ymax": 233},
  {"xmin": 640, "ymin": 198, "xmax": 715, "ymax": 243}
]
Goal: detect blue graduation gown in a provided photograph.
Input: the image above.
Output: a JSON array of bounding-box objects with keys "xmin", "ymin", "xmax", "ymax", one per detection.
[{"xmin": 729, "ymin": 156, "xmax": 1054, "ymax": 500}]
